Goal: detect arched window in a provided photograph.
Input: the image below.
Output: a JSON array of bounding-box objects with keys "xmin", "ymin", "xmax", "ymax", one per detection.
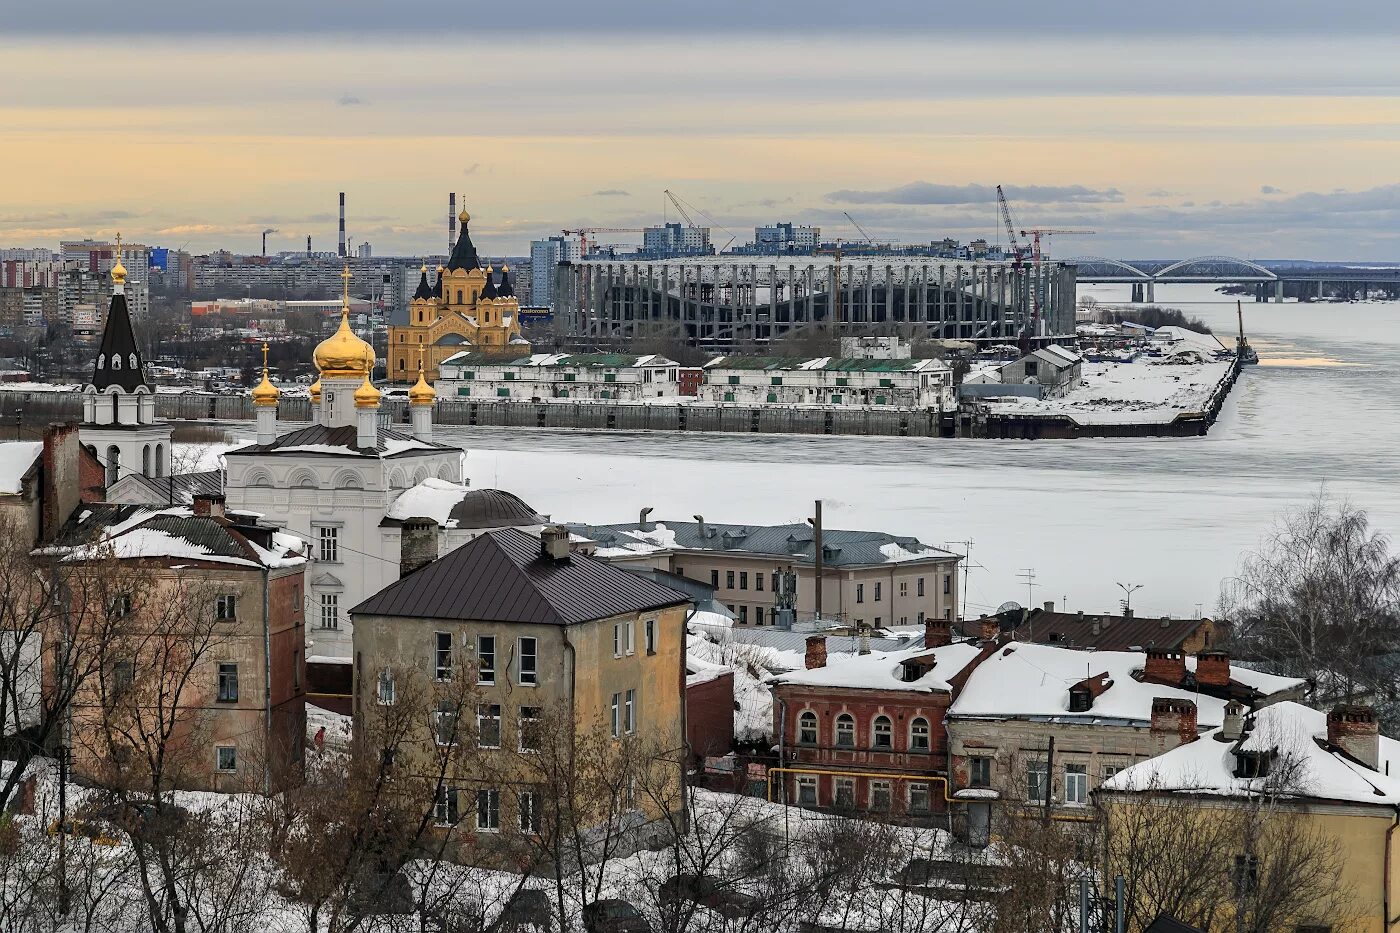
[
  {"xmin": 834, "ymin": 713, "xmax": 855, "ymax": 748},
  {"xmin": 456, "ymin": 290, "xmax": 463, "ymax": 304},
  {"xmin": 129, "ymin": 353, "xmax": 137, "ymax": 369},
  {"xmin": 872, "ymin": 715, "xmax": 893, "ymax": 750},
  {"xmin": 111, "ymin": 395, "xmax": 119, "ymax": 422},
  {"xmin": 154, "ymin": 444, "xmax": 164, "ymax": 477},
  {"xmin": 96, "ymin": 354, "xmax": 105, "ymax": 369},
  {"xmin": 142, "ymin": 445, "xmax": 151, "ymax": 477},
  {"xmin": 797, "ymin": 711, "xmax": 818, "ymax": 746},
  {"xmin": 104, "ymin": 446, "xmax": 120, "ymax": 486},
  {"xmin": 910, "ymin": 717, "xmax": 930, "ymax": 752},
  {"xmin": 111, "ymin": 355, "xmax": 121, "ymax": 371}
]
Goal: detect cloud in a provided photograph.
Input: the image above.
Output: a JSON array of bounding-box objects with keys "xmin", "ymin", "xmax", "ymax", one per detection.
[
  {"xmin": 592, "ymin": 189, "xmax": 630, "ymax": 197},
  {"xmin": 1260, "ymin": 185, "xmax": 1282, "ymax": 194},
  {"xmin": 337, "ymin": 93, "xmax": 364, "ymax": 106},
  {"xmin": 463, "ymin": 164, "xmax": 481, "ymax": 175},
  {"xmin": 825, "ymin": 182, "xmax": 1123, "ymax": 205}
]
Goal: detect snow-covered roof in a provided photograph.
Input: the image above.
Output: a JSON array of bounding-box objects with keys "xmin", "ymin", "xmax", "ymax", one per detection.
[
  {"xmin": 0, "ymin": 441, "xmax": 42, "ymax": 495},
  {"xmin": 771, "ymin": 641, "xmax": 985, "ymax": 694},
  {"xmin": 948, "ymin": 641, "xmax": 1304, "ymax": 727},
  {"xmin": 382, "ymin": 479, "xmax": 545, "ymax": 531},
  {"xmin": 1151, "ymin": 326, "xmax": 1227, "ymax": 354},
  {"xmin": 43, "ymin": 504, "xmax": 308, "ymax": 570},
  {"xmin": 686, "ymin": 631, "xmax": 781, "ymax": 742},
  {"xmin": 1101, "ymin": 701, "xmax": 1400, "ymax": 805},
  {"xmin": 1038, "ymin": 344, "xmax": 1083, "ymax": 366}
]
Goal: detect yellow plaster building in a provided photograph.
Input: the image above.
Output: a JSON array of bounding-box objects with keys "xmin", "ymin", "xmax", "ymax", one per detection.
[{"xmin": 388, "ymin": 208, "xmax": 529, "ymax": 383}]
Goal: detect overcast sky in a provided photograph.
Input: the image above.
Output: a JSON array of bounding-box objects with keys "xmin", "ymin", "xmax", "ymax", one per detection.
[{"xmin": 3, "ymin": 2, "xmax": 1399, "ymax": 259}]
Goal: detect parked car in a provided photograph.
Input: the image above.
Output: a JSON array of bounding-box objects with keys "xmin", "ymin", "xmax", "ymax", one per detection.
[
  {"xmin": 583, "ymin": 898, "xmax": 651, "ymax": 933},
  {"xmin": 488, "ymin": 888, "xmax": 553, "ymax": 933},
  {"xmin": 657, "ymin": 874, "xmax": 757, "ymax": 920}
]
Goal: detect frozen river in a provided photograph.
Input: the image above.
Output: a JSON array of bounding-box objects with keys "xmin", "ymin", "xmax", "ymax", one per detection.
[{"xmin": 235, "ymin": 285, "xmax": 1400, "ymax": 620}]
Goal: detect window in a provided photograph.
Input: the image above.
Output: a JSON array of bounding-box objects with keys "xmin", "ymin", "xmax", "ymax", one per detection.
[
  {"xmin": 111, "ymin": 660, "xmax": 134, "ymax": 699},
  {"xmin": 217, "ymin": 663, "xmax": 239, "ymax": 702},
  {"xmin": 943, "ymin": 575, "xmax": 952, "ymax": 595},
  {"xmin": 835, "ymin": 714, "xmax": 855, "ymax": 748},
  {"xmin": 771, "ymin": 572, "xmax": 780, "ymax": 592},
  {"xmin": 110, "ymin": 593, "xmax": 132, "ymax": 619},
  {"xmin": 624, "ymin": 688, "xmax": 636, "ymax": 734},
  {"xmin": 319, "ymin": 593, "xmax": 339, "ymax": 630},
  {"xmin": 215, "ymin": 594, "xmax": 237, "ymax": 621},
  {"xmin": 519, "ymin": 707, "xmax": 541, "ymax": 752},
  {"xmin": 434, "ymin": 787, "xmax": 459, "ymax": 826},
  {"xmin": 435, "ymin": 632, "xmax": 453, "ymax": 681},
  {"xmin": 899, "ymin": 581, "xmax": 908, "ymax": 598},
  {"xmin": 834, "ymin": 778, "xmax": 855, "ymax": 808},
  {"xmin": 909, "ymin": 783, "xmax": 931, "ymax": 813},
  {"xmin": 797, "ymin": 776, "xmax": 818, "ymax": 805},
  {"xmin": 293, "ymin": 650, "xmax": 301, "ymax": 690},
  {"xmin": 603, "ymin": 372, "xmax": 616, "ymax": 383},
  {"xmin": 517, "ymin": 637, "xmax": 537, "ymax": 685},
  {"xmin": 739, "ymin": 572, "xmax": 748, "ymax": 590},
  {"xmin": 727, "ymin": 375, "xmax": 739, "ymax": 385},
  {"xmin": 613, "ymin": 620, "xmax": 634, "ymax": 657},
  {"xmin": 710, "ymin": 569, "xmax": 720, "ymax": 588},
  {"xmin": 215, "ymin": 746, "xmax": 237, "ymax": 773},
  {"xmin": 434, "ymin": 702, "xmax": 458, "ymax": 746},
  {"xmin": 1026, "ymin": 760, "xmax": 1048, "ymax": 803},
  {"xmin": 910, "ymin": 717, "xmax": 931, "ymax": 752},
  {"xmin": 770, "ymin": 376, "xmax": 783, "ymax": 386},
  {"xmin": 476, "ymin": 789, "xmax": 500, "ymax": 832},
  {"xmin": 316, "ymin": 526, "xmax": 339, "ymax": 562},
  {"xmin": 1068, "ymin": 687, "xmax": 1092, "ymax": 712},
  {"xmin": 755, "ymin": 607, "xmax": 764, "ymax": 625},
  {"xmin": 755, "ymin": 573, "xmax": 764, "ymax": 592},
  {"xmin": 447, "ymin": 693, "xmax": 490, "ymax": 746},
  {"xmin": 870, "ymin": 780, "xmax": 892, "ymax": 811},
  {"xmin": 518, "ymin": 790, "xmax": 540, "ymax": 834},
  {"xmin": 798, "ymin": 711, "xmax": 818, "ymax": 745},
  {"xmin": 726, "ymin": 571, "xmax": 735, "ymax": 589},
  {"xmin": 611, "ymin": 693, "xmax": 622, "ymax": 738},
  {"xmin": 874, "ymin": 582, "xmax": 882, "ymax": 602},
  {"xmin": 872, "ymin": 716, "xmax": 893, "ymax": 750},
  {"xmin": 645, "ymin": 619, "xmax": 656, "ymax": 655},
  {"xmin": 738, "ymin": 605, "xmax": 748, "ymax": 624},
  {"xmin": 1232, "ymin": 854, "xmax": 1259, "ymax": 897},
  {"xmin": 376, "ymin": 668, "xmax": 395, "ymax": 705},
  {"xmin": 1103, "ymin": 765, "xmax": 1120, "ymax": 783},
  {"xmin": 970, "ymin": 757, "xmax": 992, "ymax": 788},
  {"xmin": 917, "ymin": 577, "xmax": 925, "ymax": 597},
  {"xmin": 943, "ymin": 607, "xmax": 952, "ymax": 620},
  {"xmin": 723, "ymin": 392, "xmax": 734, "ymax": 403},
  {"xmin": 1235, "ymin": 750, "xmax": 1273, "ymax": 778},
  {"xmin": 477, "ymin": 635, "xmax": 495, "ymax": 684},
  {"xmin": 1065, "ymin": 763, "xmax": 1088, "ymax": 805},
  {"xmin": 856, "ymin": 583, "xmax": 865, "ymax": 604}
]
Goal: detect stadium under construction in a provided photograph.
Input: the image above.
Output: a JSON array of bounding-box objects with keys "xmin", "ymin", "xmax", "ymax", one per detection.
[{"xmin": 554, "ymin": 255, "xmax": 1077, "ymax": 350}]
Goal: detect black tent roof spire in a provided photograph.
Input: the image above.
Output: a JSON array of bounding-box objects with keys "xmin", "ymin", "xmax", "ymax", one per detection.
[
  {"xmin": 446, "ymin": 207, "xmax": 481, "ymax": 272},
  {"xmin": 89, "ymin": 233, "xmax": 149, "ymax": 393}
]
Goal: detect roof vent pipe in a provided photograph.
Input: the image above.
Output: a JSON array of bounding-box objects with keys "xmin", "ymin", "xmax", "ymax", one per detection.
[{"xmin": 693, "ymin": 514, "xmax": 705, "ymax": 538}]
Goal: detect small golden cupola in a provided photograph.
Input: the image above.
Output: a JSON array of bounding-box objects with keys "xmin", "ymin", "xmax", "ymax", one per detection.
[
  {"xmin": 313, "ymin": 267, "xmax": 376, "ymax": 377},
  {"xmin": 353, "ymin": 372, "xmax": 382, "ymax": 409},
  {"xmin": 250, "ymin": 342, "xmax": 281, "ymax": 407},
  {"xmin": 308, "ymin": 373, "xmax": 322, "ymax": 404},
  {"xmin": 409, "ymin": 347, "xmax": 436, "ymax": 407}
]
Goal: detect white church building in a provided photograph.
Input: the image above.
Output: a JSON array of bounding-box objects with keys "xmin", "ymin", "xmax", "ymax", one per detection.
[{"xmin": 223, "ymin": 269, "xmax": 545, "ymax": 659}]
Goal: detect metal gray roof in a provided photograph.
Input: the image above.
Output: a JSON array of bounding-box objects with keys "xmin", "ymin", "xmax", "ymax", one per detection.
[
  {"xmin": 381, "ymin": 487, "xmax": 545, "ymax": 531},
  {"xmin": 352, "ymin": 527, "xmax": 691, "ymax": 625},
  {"xmin": 225, "ymin": 423, "xmax": 455, "ymax": 458},
  {"xmin": 567, "ymin": 520, "xmax": 958, "ymax": 569},
  {"xmin": 727, "ymin": 627, "xmax": 917, "ymax": 655},
  {"xmin": 107, "ymin": 469, "xmax": 223, "ymax": 506}
]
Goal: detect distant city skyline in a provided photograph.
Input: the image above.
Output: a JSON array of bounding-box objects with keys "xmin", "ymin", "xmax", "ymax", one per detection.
[{"xmin": 3, "ymin": 4, "xmax": 1398, "ymax": 259}]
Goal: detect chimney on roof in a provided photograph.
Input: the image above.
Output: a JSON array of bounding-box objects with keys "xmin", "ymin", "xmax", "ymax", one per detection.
[
  {"xmin": 540, "ymin": 525, "xmax": 571, "ymax": 561},
  {"xmin": 979, "ymin": 616, "xmax": 999, "ymax": 642},
  {"xmin": 1220, "ymin": 700, "xmax": 1246, "ymax": 742},
  {"xmin": 1044, "ymin": 600, "xmax": 1055, "ymax": 612},
  {"xmin": 639, "ymin": 507, "xmax": 653, "ymax": 531},
  {"xmin": 1195, "ymin": 650, "xmax": 1230, "ymax": 688},
  {"xmin": 192, "ymin": 493, "xmax": 226, "ymax": 519},
  {"xmin": 693, "ymin": 514, "xmax": 706, "ymax": 538},
  {"xmin": 1144, "ymin": 650, "xmax": 1187, "ymax": 686},
  {"xmin": 1328, "ymin": 704, "xmax": 1379, "ymax": 771},
  {"xmin": 1150, "ymin": 697, "xmax": 1198, "ymax": 752},
  {"xmin": 40, "ymin": 422, "xmax": 80, "ymax": 544},
  {"xmin": 805, "ymin": 635, "xmax": 827, "ymax": 670},
  {"xmin": 925, "ymin": 616, "xmax": 951, "ymax": 649},
  {"xmin": 1090, "ymin": 620, "xmax": 1101, "ymax": 636},
  {"xmin": 1077, "ymin": 609, "xmax": 1084, "ymax": 620},
  {"xmin": 400, "ymin": 518, "xmax": 438, "ymax": 578}
]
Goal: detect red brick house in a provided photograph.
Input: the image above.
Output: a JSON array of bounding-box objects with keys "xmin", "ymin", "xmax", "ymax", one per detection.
[
  {"xmin": 768, "ymin": 619, "xmax": 993, "ymax": 818},
  {"xmin": 686, "ymin": 668, "xmax": 735, "ymax": 767}
]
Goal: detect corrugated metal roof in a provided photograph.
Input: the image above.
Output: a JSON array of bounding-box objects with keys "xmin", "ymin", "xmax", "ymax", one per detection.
[
  {"xmin": 226, "ymin": 423, "xmax": 455, "ymax": 458},
  {"xmin": 352, "ymin": 527, "xmax": 690, "ymax": 625},
  {"xmin": 108, "ymin": 470, "xmax": 223, "ymax": 505},
  {"xmin": 1017, "ymin": 610, "xmax": 1208, "ymax": 653},
  {"xmin": 702, "ymin": 356, "xmax": 945, "ymax": 373}
]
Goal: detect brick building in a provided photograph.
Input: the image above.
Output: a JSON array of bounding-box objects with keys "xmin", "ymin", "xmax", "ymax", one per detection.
[{"xmin": 686, "ymin": 668, "xmax": 735, "ymax": 767}]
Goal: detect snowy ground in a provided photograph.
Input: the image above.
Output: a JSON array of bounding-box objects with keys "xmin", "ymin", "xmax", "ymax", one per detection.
[{"xmin": 977, "ymin": 361, "xmax": 1232, "ymax": 425}]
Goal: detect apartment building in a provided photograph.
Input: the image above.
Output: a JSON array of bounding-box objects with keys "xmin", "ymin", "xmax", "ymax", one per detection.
[
  {"xmin": 699, "ymin": 356, "xmax": 954, "ymax": 410},
  {"xmin": 568, "ymin": 518, "xmax": 960, "ymax": 628},
  {"xmin": 437, "ymin": 351, "xmax": 680, "ymax": 401}
]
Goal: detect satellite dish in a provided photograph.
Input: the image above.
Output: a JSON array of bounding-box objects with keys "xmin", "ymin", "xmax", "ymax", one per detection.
[{"xmin": 995, "ymin": 601, "xmax": 1022, "ymax": 614}]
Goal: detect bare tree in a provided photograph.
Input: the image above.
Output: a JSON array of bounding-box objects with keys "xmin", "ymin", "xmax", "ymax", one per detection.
[{"xmin": 1221, "ymin": 493, "xmax": 1400, "ymax": 720}]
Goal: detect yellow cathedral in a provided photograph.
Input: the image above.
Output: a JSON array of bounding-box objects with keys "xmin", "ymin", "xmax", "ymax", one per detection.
[{"xmin": 388, "ymin": 206, "xmax": 530, "ymax": 382}]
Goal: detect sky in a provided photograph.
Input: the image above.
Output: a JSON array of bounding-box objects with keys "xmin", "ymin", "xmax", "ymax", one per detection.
[{"xmin": 3, "ymin": 1, "xmax": 1399, "ymax": 260}]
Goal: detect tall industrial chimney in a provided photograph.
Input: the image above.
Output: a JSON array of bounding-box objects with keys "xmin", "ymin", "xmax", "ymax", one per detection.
[
  {"xmin": 338, "ymin": 192, "xmax": 347, "ymax": 258},
  {"xmin": 306, "ymin": 235, "xmax": 312, "ymax": 256},
  {"xmin": 449, "ymin": 192, "xmax": 457, "ymax": 253}
]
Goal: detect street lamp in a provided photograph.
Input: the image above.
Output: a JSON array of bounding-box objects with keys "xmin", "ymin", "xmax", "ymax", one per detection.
[{"xmin": 1116, "ymin": 582, "xmax": 1143, "ymax": 616}]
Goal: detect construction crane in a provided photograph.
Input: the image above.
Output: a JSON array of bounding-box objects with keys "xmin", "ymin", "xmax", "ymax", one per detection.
[
  {"xmin": 815, "ymin": 239, "xmax": 864, "ymax": 334},
  {"xmin": 663, "ymin": 188, "xmax": 739, "ymax": 252},
  {"xmin": 1019, "ymin": 228, "xmax": 1095, "ymax": 262},
  {"xmin": 843, "ymin": 212, "xmax": 876, "ymax": 246},
  {"xmin": 560, "ymin": 227, "xmax": 644, "ymax": 255},
  {"xmin": 995, "ymin": 186, "xmax": 1024, "ymax": 265}
]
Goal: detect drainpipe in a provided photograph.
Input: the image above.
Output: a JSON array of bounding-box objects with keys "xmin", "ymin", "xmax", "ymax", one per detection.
[
  {"xmin": 1386, "ymin": 806, "xmax": 1400, "ymax": 929},
  {"xmin": 812, "ymin": 500, "xmax": 823, "ymax": 622},
  {"xmin": 775, "ymin": 696, "xmax": 788, "ymax": 801},
  {"xmin": 262, "ymin": 566, "xmax": 272, "ymax": 795}
]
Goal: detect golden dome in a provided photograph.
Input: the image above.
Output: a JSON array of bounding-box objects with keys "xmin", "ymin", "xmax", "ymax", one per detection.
[
  {"xmin": 251, "ymin": 342, "xmax": 280, "ymax": 407},
  {"xmin": 353, "ymin": 372, "xmax": 382, "ymax": 409},
  {"xmin": 313, "ymin": 307, "xmax": 375, "ymax": 378},
  {"xmin": 409, "ymin": 351, "xmax": 436, "ymax": 407},
  {"xmin": 458, "ymin": 207, "xmax": 470, "ymax": 224},
  {"xmin": 309, "ymin": 376, "xmax": 322, "ymax": 403},
  {"xmin": 110, "ymin": 232, "xmax": 127, "ymax": 286}
]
